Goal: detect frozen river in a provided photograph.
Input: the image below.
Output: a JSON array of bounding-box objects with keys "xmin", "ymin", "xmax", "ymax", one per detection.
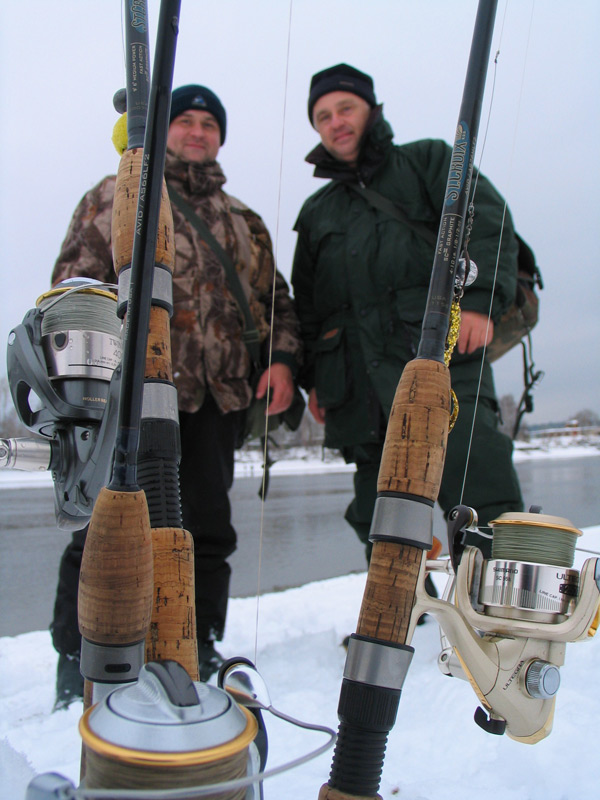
[{"xmin": 1, "ymin": 451, "xmax": 599, "ymax": 638}]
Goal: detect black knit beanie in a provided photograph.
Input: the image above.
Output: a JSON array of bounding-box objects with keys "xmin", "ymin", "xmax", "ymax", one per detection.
[
  {"xmin": 308, "ymin": 64, "xmax": 376, "ymax": 125},
  {"xmin": 169, "ymin": 85, "xmax": 227, "ymax": 144}
]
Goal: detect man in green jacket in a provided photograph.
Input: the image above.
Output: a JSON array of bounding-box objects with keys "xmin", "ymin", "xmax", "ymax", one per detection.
[{"xmin": 291, "ymin": 64, "xmax": 523, "ymax": 559}]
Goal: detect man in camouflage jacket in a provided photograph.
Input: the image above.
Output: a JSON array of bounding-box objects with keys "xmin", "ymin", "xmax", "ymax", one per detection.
[
  {"xmin": 292, "ymin": 64, "xmax": 523, "ymax": 563},
  {"xmin": 50, "ymin": 85, "xmax": 302, "ymax": 701}
]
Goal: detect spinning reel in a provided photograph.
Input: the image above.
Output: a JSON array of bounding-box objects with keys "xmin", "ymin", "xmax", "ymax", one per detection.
[
  {"xmin": 414, "ymin": 505, "xmax": 600, "ymax": 742},
  {"xmin": 25, "ymin": 658, "xmax": 335, "ymax": 800},
  {"xmin": 2, "ymin": 278, "xmax": 121, "ymax": 529}
]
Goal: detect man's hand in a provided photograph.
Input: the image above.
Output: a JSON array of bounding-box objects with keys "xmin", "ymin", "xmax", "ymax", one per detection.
[
  {"xmin": 255, "ymin": 363, "xmax": 295, "ymax": 415},
  {"xmin": 457, "ymin": 310, "xmax": 494, "ymax": 355},
  {"xmin": 308, "ymin": 387, "xmax": 326, "ymax": 424}
]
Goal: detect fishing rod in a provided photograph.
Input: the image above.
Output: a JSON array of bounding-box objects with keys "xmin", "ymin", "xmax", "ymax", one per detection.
[
  {"xmin": 318, "ymin": 2, "xmax": 600, "ymax": 796},
  {"xmin": 317, "ymin": 2, "xmax": 498, "ymax": 797},
  {"xmin": 19, "ymin": 0, "xmax": 335, "ymax": 792},
  {"xmin": 72, "ymin": 3, "xmax": 279, "ymax": 796},
  {"xmin": 77, "ymin": 0, "xmax": 188, "ymax": 725},
  {"xmin": 110, "ymin": 0, "xmax": 200, "ymax": 681},
  {"xmin": 2, "ymin": 0, "xmax": 196, "ymax": 730}
]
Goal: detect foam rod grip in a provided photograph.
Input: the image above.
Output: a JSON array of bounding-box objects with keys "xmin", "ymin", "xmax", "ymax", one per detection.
[
  {"xmin": 78, "ymin": 487, "xmax": 153, "ymax": 645},
  {"xmin": 146, "ymin": 527, "xmax": 199, "ymax": 681}
]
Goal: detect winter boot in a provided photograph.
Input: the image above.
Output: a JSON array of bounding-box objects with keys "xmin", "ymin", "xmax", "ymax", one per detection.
[
  {"xmin": 53, "ymin": 653, "xmax": 84, "ymax": 711},
  {"xmin": 197, "ymin": 639, "xmax": 224, "ymax": 682}
]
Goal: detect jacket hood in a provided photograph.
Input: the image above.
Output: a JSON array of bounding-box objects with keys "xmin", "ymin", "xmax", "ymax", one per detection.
[
  {"xmin": 164, "ymin": 151, "xmax": 227, "ymax": 197},
  {"xmin": 305, "ymin": 105, "xmax": 395, "ymax": 184}
]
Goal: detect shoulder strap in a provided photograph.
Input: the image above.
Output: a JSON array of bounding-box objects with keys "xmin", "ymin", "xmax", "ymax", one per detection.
[
  {"xmin": 346, "ymin": 183, "xmax": 438, "ymax": 247},
  {"xmin": 167, "ymin": 185, "xmax": 261, "ymax": 366}
]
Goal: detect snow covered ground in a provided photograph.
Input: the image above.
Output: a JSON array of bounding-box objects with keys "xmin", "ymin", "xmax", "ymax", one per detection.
[{"xmin": 2, "ymin": 439, "xmax": 600, "ymax": 799}]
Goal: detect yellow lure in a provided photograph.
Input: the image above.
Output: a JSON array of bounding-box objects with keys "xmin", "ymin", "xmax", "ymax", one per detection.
[{"xmin": 112, "ymin": 113, "xmax": 128, "ymax": 155}]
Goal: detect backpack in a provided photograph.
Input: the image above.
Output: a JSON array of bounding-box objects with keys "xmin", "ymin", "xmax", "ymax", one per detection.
[{"xmin": 485, "ymin": 234, "xmax": 543, "ymax": 362}]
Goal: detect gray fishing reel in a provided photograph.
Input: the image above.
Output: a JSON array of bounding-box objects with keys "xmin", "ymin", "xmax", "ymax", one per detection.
[
  {"xmin": 415, "ymin": 505, "xmax": 600, "ymax": 742},
  {"xmin": 25, "ymin": 658, "xmax": 335, "ymax": 800},
  {"xmin": 2, "ymin": 278, "xmax": 121, "ymax": 529}
]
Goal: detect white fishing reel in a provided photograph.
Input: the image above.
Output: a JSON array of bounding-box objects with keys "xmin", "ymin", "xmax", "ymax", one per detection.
[
  {"xmin": 2, "ymin": 278, "xmax": 121, "ymax": 529},
  {"xmin": 414, "ymin": 505, "xmax": 600, "ymax": 742}
]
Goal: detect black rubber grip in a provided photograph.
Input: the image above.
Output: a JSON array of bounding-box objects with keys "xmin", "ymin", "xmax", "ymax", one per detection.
[
  {"xmin": 137, "ymin": 418, "xmax": 182, "ymax": 527},
  {"xmin": 328, "ymin": 678, "xmax": 401, "ymax": 795}
]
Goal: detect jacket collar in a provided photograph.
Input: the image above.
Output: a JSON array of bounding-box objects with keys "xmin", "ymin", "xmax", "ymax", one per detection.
[
  {"xmin": 164, "ymin": 151, "xmax": 227, "ymax": 197},
  {"xmin": 305, "ymin": 105, "xmax": 394, "ymax": 184}
]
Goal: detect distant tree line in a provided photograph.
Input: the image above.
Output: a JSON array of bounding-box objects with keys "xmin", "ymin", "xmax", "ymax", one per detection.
[
  {"xmin": 1, "ymin": 373, "xmax": 598, "ymax": 449},
  {"xmin": 497, "ymin": 392, "xmax": 600, "ymax": 442}
]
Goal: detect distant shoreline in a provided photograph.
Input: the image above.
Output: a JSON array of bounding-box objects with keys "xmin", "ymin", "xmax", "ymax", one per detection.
[{"xmin": 1, "ymin": 442, "xmax": 598, "ymax": 489}]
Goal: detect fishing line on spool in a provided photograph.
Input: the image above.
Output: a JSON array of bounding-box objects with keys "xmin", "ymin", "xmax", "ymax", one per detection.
[
  {"xmin": 492, "ymin": 520, "xmax": 578, "ymax": 566},
  {"xmin": 64, "ymin": 708, "xmax": 335, "ymax": 800},
  {"xmin": 38, "ymin": 287, "xmax": 121, "ymax": 340},
  {"xmin": 34, "ymin": 281, "xmax": 122, "ymax": 391}
]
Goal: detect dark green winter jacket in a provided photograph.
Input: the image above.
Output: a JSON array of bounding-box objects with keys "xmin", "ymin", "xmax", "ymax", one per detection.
[{"xmin": 291, "ymin": 109, "xmax": 518, "ymax": 448}]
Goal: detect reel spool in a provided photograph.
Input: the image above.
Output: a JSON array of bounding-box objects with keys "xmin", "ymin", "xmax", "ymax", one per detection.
[
  {"xmin": 26, "ymin": 657, "xmax": 336, "ymax": 799},
  {"xmin": 79, "ymin": 661, "xmax": 262, "ymax": 800},
  {"xmin": 36, "ymin": 282, "xmax": 122, "ymax": 421},
  {"xmin": 4, "ymin": 278, "xmax": 122, "ymax": 528},
  {"xmin": 480, "ymin": 511, "xmax": 582, "ymax": 624}
]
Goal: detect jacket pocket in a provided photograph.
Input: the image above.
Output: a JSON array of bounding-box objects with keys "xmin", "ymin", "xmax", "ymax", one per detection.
[{"xmin": 314, "ymin": 326, "xmax": 348, "ymax": 409}]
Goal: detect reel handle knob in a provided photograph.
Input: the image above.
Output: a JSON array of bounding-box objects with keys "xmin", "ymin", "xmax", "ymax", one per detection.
[{"xmin": 525, "ymin": 660, "xmax": 561, "ymax": 699}]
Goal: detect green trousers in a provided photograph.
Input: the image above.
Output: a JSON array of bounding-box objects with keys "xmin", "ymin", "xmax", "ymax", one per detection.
[{"xmin": 343, "ymin": 396, "xmax": 523, "ymax": 560}]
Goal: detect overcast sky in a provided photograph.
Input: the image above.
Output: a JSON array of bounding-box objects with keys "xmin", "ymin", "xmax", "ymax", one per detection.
[{"xmin": 1, "ymin": 0, "xmax": 598, "ymax": 425}]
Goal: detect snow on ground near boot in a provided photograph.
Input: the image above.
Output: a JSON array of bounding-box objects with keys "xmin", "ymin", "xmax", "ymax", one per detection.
[{"xmin": 3, "ymin": 526, "xmax": 600, "ymax": 800}]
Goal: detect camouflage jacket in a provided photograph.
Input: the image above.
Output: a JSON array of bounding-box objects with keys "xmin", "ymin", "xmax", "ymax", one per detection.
[{"xmin": 52, "ymin": 152, "xmax": 303, "ymax": 414}]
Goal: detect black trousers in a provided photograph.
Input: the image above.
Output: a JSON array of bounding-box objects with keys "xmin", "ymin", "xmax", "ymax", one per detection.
[{"xmin": 50, "ymin": 394, "xmax": 242, "ymax": 656}]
